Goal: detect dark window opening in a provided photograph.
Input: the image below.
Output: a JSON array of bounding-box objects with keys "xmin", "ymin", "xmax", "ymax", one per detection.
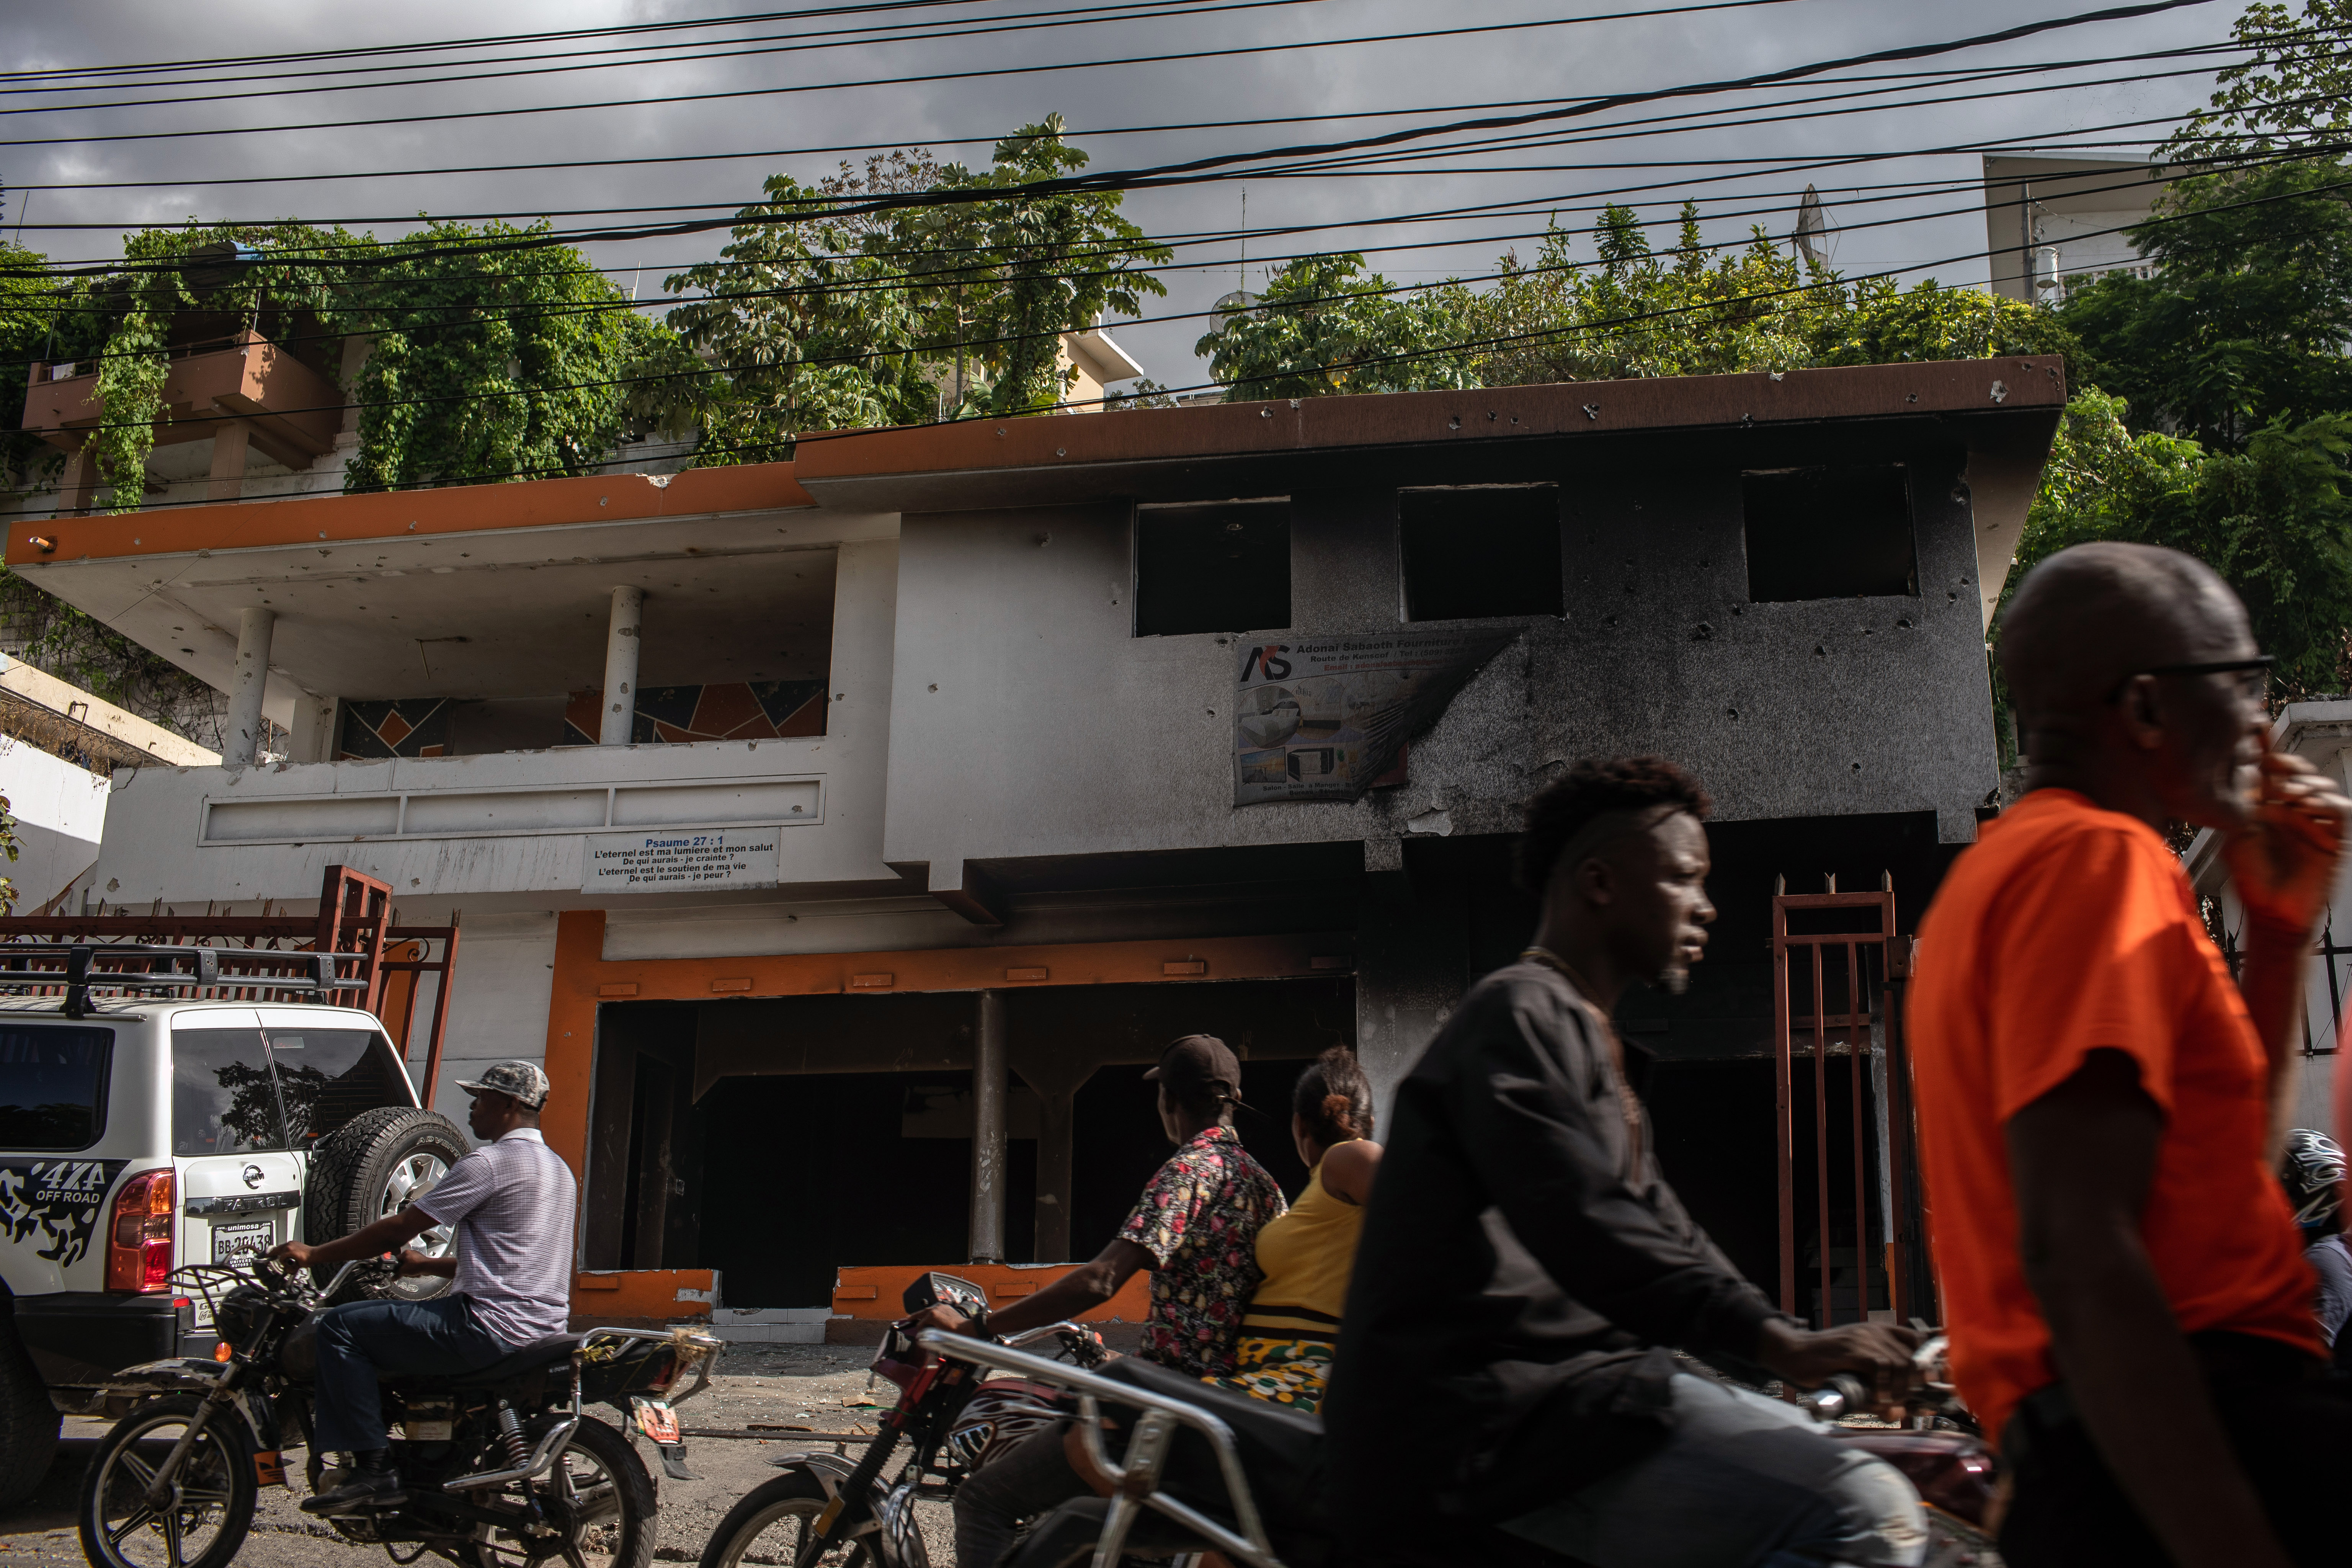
[
  {"xmin": 1134, "ymin": 502, "xmax": 1290, "ymax": 636},
  {"xmin": 1742, "ymin": 466, "xmax": 1918, "ymax": 602},
  {"xmin": 265, "ymin": 1027, "xmax": 411, "ymax": 1148},
  {"xmin": 1399, "ymin": 486, "xmax": 1563, "ymax": 620},
  {"xmin": 171, "ymin": 1029, "xmax": 287, "ymax": 1156},
  {"xmin": 0, "ymin": 1026, "xmax": 111, "ymax": 1151}
]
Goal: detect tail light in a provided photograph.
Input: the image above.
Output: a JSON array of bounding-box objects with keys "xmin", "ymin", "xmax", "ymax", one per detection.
[{"xmin": 106, "ymin": 1169, "xmax": 175, "ymax": 1293}]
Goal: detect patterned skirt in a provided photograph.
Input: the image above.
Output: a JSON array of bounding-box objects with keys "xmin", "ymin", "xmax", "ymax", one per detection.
[{"xmin": 1205, "ymin": 1335, "xmax": 1334, "ymax": 1413}]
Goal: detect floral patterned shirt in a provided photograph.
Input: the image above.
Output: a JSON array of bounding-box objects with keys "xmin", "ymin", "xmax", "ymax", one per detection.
[{"xmin": 1118, "ymin": 1125, "xmax": 1287, "ymax": 1378}]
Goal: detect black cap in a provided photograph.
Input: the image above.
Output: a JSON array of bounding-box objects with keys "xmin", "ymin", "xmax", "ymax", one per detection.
[{"xmin": 1145, "ymin": 1034, "xmax": 1252, "ymax": 1111}]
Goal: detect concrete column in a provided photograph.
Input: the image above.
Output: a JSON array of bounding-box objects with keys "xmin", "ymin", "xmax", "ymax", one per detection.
[
  {"xmin": 207, "ymin": 418, "xmax": 251, "ymax": 502},
  {"xmin": 57, "ymin": 444, "xmax": 97, "ymax": 515},
  {"xmin": 599, "ymin": 585, "xmax": 644, "ymax": 746},
  {"xmin": 287, "ymin": 691, "xmax": 340, "ymax": 764},
  {"xmin": 1035, "ymin": 1087, "xmax": 1075, "ymax": 1263},
  {"xmin": 223, "ymin": 608, "xmax": 275, "ymax": 768},
  {"xmin": 970, "ymin": 990, "xmax": 1008, "ymax": 1264},
  {"xmin": 1354, "ymin": 845, "xmax": 1468, "ymax": 1134}
]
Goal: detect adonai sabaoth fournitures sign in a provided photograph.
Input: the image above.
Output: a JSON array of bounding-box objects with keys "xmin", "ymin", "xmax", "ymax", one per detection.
[{"xmin": 1233, "ymin": 629, "xmax": 1516, "ymax": 806}]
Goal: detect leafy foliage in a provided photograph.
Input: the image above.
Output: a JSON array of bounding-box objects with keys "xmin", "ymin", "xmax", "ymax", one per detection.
[
  {"xmin": 2163, "ymin": 1, "xmax": 2352, "ymax": 163},
  {"xmin": 650, "ymin": 116, "xmax": 1170, "ymax": 444},
  {"xmin": 2059, "ymin": 160, "xmax": 2352, "ymax": 450},
  {"xmin": 1196, "ymin": 253, "xmax": 1474, "ymax": 400},
  {"xmin": 342, "ymin": 221, "xmax": 669, "ymax": 491},
  {"xmin": 2009, "ymin": 393, "xmax": 2352, "ymax": 693},
  {"xmin": 1461, "ymin": 204, "xmax": 1847, "ymax": 385}
]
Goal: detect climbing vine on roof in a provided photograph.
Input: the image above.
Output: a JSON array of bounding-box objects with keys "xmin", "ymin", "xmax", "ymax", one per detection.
[{"xmin": 25, "ymin": 219, "xmax": 673, "ymax": 512}]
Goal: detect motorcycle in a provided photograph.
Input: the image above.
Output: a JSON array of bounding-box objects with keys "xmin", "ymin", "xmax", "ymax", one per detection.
[
  {"xmin": 77, "ymin": 1253, "xmax": 722, "ymax": 1568},
  {"xmin": 923, "ymin": 1327, "xmax": 2004, "ymax": 1568},
  {"xmin": 696, "ymin": 1272, "xmax": 1110, "ymax": 1568}
]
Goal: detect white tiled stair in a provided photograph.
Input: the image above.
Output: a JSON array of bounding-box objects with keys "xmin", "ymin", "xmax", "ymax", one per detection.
[{"xmin": 709, "ymin": 1306, "xmax": 832, "ymax": 1344}]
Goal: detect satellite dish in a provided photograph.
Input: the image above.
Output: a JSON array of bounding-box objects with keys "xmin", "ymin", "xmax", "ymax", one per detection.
[
  {"xmin": 1212, "ymin": 290, "xmax": 1261, "ymax": 323},
  {"xmin": 1793, "ymin": 185, "xmax": 1833, "ymax": 268}
]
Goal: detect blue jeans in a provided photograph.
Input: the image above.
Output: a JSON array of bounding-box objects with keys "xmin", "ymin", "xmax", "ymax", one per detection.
[
  {"xmin": 310, "ymin": 1295, "xmax": 510, "ymax": 1456},
  {"xmin": 1502, "ymin": 1374, "xmax": 1929, "ymax": 1568}
]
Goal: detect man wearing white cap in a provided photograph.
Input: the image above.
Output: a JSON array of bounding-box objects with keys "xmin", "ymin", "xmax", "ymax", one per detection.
[{"xmin": 271, "ymin": 1059, "xmax": 578, "ymax": 1514}]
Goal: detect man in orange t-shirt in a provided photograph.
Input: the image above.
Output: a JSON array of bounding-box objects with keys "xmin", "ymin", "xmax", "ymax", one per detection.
[{"xmin": 1911, "ymin": 542, "xmax": 2350, "ymax": 1568}]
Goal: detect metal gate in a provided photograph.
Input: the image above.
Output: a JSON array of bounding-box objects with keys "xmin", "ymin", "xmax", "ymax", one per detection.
[
  {"xmin": 1771, "ymin": 877, "xmax": 1929, "ymax": 1328},
  {"xmin": 0, "ymin": 863, "xmax": 464, "ymax": 1107}
]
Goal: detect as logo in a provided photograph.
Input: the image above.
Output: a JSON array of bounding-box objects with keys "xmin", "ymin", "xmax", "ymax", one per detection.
[{"xmin": 1240, "ymin": 645, "xmax": 1292, "ymax": 682}]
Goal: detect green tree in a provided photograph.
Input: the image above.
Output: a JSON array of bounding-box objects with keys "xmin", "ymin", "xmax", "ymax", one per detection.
[
  {"xmin": 1465, "ymin": 204, "xmax": 1847, "ymax": 385},
  {"xmin": 2059, "ymin": 160, "xmax": 2352, "ymax": 450},
  {"xmin": 648, "ymin": 176, "xmax": 941, "ymax": 461},
  {"xmin": 1196, "ymin": 252, "xmax": 1473, "ymax": 400},
  {"xmin": 343, "ymin": 221, "xmax": 671, "ymax": 491},
  {"xmin": 652, "ymin": 116, "xmax": 1171, "ymax": 443},
  {"xmin": 2164, "ymin": 1, "xmax": 2352, "ymax": 163},
  {"xmin": 932, "ymin": 118, "xmax": 1172, "ymax": 417}
]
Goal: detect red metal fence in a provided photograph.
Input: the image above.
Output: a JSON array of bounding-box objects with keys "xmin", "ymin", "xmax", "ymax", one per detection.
[
  {"xmin": 0, "ymin": 864, "xmax": 462, "ymax": 1107},
  {"xmin": 1771, "ymin": 879, "xmax": 1929, "ymax": 1327}
]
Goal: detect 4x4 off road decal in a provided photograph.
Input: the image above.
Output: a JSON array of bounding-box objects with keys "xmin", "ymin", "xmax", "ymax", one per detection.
[{"xmin": 0, "ymin": 1159, "xmax": 129, "ymax": 1268}]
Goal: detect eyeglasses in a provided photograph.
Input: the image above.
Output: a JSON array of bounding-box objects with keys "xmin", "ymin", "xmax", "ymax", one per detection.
[{"xmin": 2104, "ymin": 655, "xmax": 2275, "ymax": 705}]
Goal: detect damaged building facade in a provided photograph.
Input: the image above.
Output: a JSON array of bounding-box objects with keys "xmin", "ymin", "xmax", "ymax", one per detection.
[{"xmin": 10, "ymin": 358, "xmax": 2064, "ymax": 1332}]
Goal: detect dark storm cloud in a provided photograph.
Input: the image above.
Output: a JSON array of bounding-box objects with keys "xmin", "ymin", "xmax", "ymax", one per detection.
[{"xmin": 0, "ymin": 0, "xmax": 2235, "ymax": 383}]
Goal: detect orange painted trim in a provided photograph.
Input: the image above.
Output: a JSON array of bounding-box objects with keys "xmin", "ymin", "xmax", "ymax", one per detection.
[
  {"xmin": 828, "ymin": 1263, "xmax": 1152, "ymax": 1325},
  {"xmin": 5, "ymin": 461, "xmax": 812, "ymax": 567},
  {"xmin": 790, "ymin": 357, "xmax": 2068, "ymax": 485},
  {"xmin": 572, "ymin": 1267, "xmax": 718, "ymax": 1319}
]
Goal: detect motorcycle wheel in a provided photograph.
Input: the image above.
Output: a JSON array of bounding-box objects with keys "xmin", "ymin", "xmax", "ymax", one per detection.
[
  {"xmin": 465, "ymin": 1416, "xmax": 656, "ymax": 1568},
  {"xmin": 77, "ymin": 1394, "xmax": 258, "ymax": 1568},
  {"xmin": 699, "ymin": 1468, "xmax": 882, "ymax": 1568}
]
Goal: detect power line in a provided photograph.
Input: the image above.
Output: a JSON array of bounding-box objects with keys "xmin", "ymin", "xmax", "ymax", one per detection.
[
  {"xmin": 0, "ymin": 0, "xmax": 2217, "ymax": 156},
  {"xmin": 3, "ymin": 0, "xmax": 1836, "ymax": 117},
  {"xmin": 0, "ymin": 0, "xmax": 1082, "ymax": 83},
  {"xmin": 10, "ymin": 40, "xmax": 2269, "ymax": 234},
  {"xmin": 20, "ymin": 139, "xmax": 2328, "ymax": 438},
  {"xmin": 7, "ymin": 0, "xmax": 2232, "ymax": 281},
  {"xmin": 42, "ymin": 164, "xmax": 2346, "ymax": 517},
  {"xmin": 5, "ymin": 34, "xmax": 2262, "ymax": 201},
  {"xmin": 0, "ymin": 105, "xmax": 2203, "ymax": 332},
  {"xmin": 0, "ymin": 0, "xmax": 1340, "ymax": 114}
]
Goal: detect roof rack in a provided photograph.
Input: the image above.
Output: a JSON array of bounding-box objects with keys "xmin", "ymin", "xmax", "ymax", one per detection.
[
  {"xmin": 0, "ymin": 943, "xmax": 369, "ymax": 1018},
  {"xmin": 0, "ymin": 865, "xmax": 463, "ymax": 1107}
]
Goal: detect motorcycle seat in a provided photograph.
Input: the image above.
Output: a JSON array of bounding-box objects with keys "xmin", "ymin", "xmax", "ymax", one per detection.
[
  {"xmin": 1096, "ymin": 1356, "xmax": 1325, "ymax": 1478},
  {"xmin": 1016, "ymin": 1497, "xmax": 1213, "ymax": 1562},
  {"xmin": 441, "ymin": 1335, "xmax": 586, "ymax": 1385}
]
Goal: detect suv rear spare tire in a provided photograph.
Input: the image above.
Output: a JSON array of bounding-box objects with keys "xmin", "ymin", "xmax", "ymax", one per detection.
[{"xmin": 304, "ymin": 1106, "xmax": 469, "ymax": 1304}]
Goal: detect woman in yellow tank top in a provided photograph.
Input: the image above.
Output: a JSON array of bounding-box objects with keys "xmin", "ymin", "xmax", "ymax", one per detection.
[{"xmin": 1211, "ymin": 1046, "xmax": 1383, "ymax": 1413}]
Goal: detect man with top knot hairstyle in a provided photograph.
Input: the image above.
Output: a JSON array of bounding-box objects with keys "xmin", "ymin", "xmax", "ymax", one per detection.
[{"xmin": 1324, "ymin": 757, "xmax": 1928, "ymax": 1568}]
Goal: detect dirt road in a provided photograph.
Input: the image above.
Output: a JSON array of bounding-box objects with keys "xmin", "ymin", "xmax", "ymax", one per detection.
[{"xmin": 0, "ymin": 1344, "xmax": 954, "ymax": 1567}]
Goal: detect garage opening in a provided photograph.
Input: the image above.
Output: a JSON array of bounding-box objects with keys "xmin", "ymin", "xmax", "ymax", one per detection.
[{"xmin": 584, "ymin": 978, "xmax": 1352, "ymax": 1310}]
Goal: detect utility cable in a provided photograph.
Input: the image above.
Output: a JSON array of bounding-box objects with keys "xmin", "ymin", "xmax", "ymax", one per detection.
[
  {"xmin": 51, "ymin": 165, "xmax": 2352, "ymax": 518},
  {"xmin": 0, "ymin": 0, "xmax": 2218, "ymax": 155}
]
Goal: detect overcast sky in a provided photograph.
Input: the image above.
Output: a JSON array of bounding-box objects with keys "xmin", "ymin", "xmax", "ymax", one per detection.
[{"xmin": 1, "ymin": 0, "xmax": 2244, "ymax": 390}]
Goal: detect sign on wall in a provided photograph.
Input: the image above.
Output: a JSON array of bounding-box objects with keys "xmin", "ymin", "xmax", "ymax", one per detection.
[
  {"xmin": 581, "ymin": 829, "xmax": 782, "ymax": 893},
  {"xmin": 1233, "ymin": 629, "xmax": 1517, "ymax": 806}
]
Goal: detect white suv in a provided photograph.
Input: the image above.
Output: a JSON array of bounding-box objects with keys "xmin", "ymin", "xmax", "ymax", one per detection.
[{"xmin": 0, "ymin": 993, "xmax": 467, "ymax": 1503}]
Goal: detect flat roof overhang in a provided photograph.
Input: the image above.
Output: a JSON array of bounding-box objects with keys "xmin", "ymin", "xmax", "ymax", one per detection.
[
  {"xmin": 790, "ymin": 357, "xmax": 2066, "ymax": 512},
  {"xmin": 4, "ymin": 464, "xmax": 885, "ymax": 703}
]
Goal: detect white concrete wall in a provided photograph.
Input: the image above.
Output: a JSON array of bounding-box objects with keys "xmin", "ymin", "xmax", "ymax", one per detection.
[
  {"xmin": 88, "ymin": 539, "xmax": 905, "ymax": 914},
  {"xmin": 408, "ymin": 911, "xmax": 561, "ymax": 1120},
  {"xmin": 879, "ymin": 454, "xmax": 2001, "ymax": 900},
  {"xmin": 0, "ymin": 737, "xmax": 110, "ymax": 911}
]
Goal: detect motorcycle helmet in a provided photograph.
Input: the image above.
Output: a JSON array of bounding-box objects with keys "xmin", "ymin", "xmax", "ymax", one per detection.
[{"xmin": 2280, "ymin": 1129, "xmax": 2345, "ymax": 1232}]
